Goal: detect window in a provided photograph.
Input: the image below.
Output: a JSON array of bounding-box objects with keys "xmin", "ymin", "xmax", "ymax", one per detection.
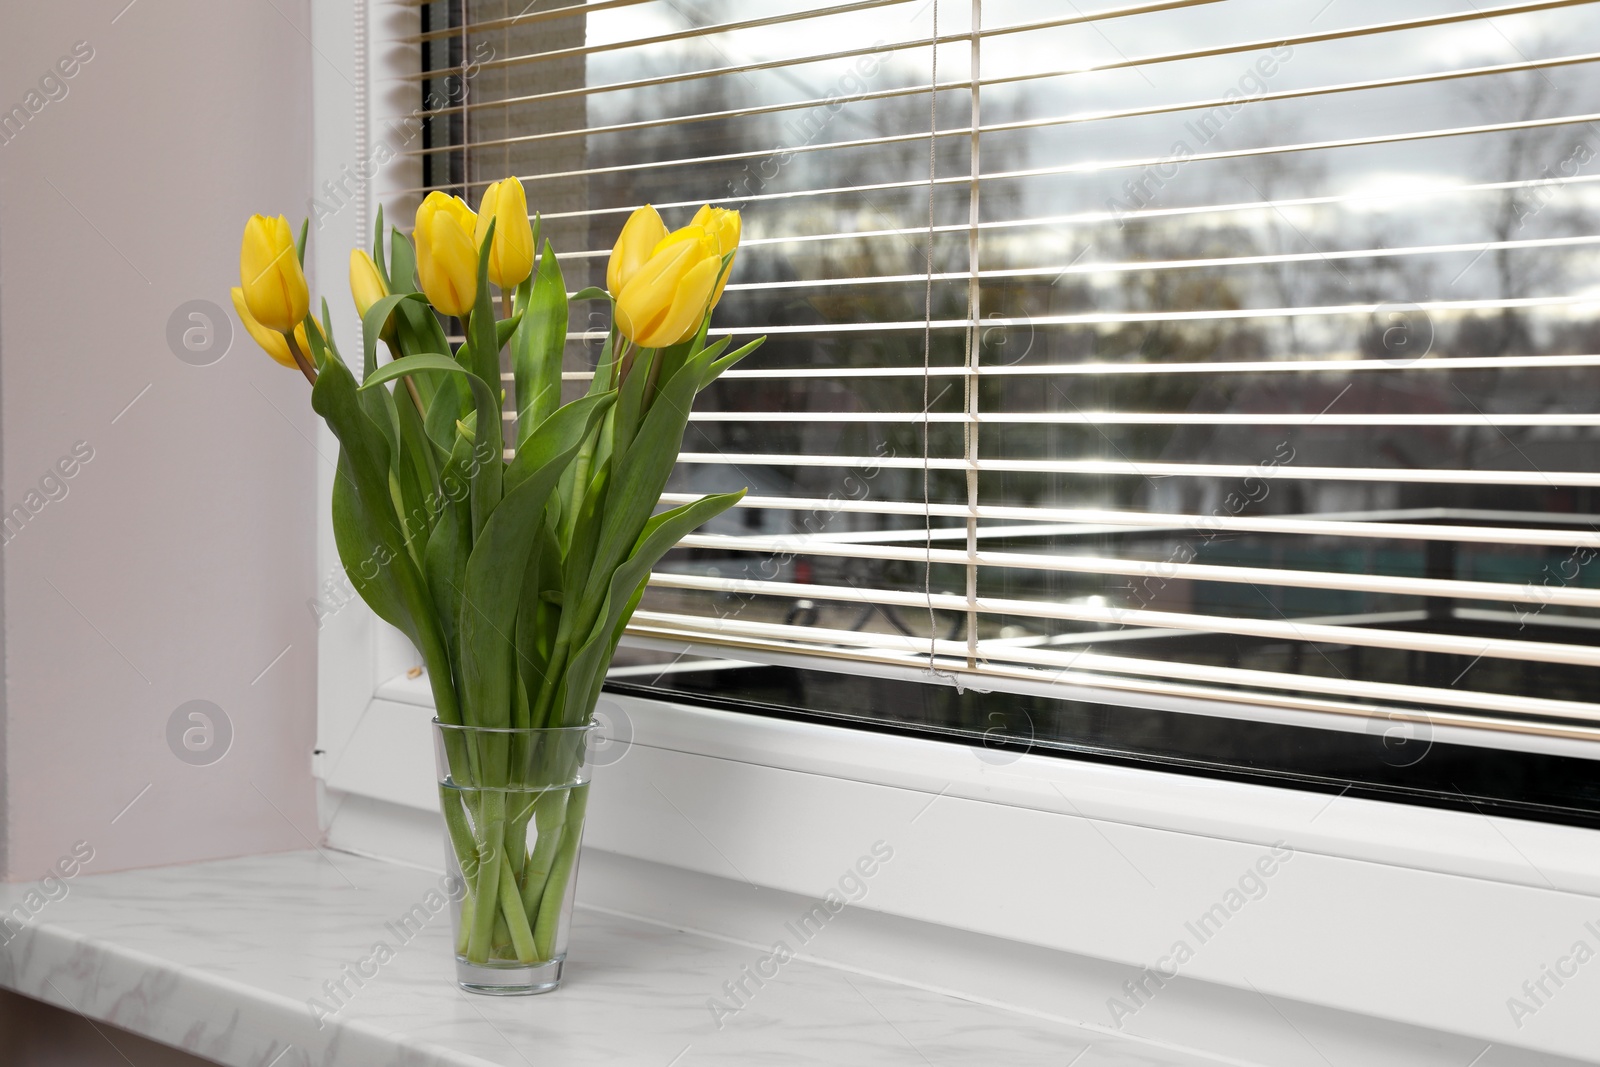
[{"xmin": 397, "ymin": 0, "xmax": 1600, "ymax": 823}]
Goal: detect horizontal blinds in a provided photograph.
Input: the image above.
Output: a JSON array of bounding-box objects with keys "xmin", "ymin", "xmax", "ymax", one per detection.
[{"xmin": 413, "ymin": 0, "xmax": 1600, "ymax": 742}]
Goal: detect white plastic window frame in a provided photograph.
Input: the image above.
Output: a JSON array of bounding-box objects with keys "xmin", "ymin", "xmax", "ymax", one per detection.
[{"xmin": 308, "ymin": 3, "xmax": 1600, "ymax": 1058}]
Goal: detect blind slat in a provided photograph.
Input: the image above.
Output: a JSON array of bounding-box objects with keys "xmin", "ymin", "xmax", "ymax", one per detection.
[
  {"xmin": 670, "ymin": 534, "xmax": 1600, "ymax": 608},
  {"xmin": 672, "ymin": 412, "xmax": 1600, "ymax": 427},
  {"xmin": 546, "ymin": 354, "xmax": 1600, "ymax": 381},
  {"xmin": 552, "ymin": 296, "xmax": 1595, "ymax": 336},
  {"xmin": 416, "ymin": 108, "xmax": 1600, "ymax": 187},
  {"xmin": 657, "ymin": 497, "xmax": 1600, "ymax": 549},
  {"xmin": 641, "ymin": 574, "xmax": 1600, "ymax": 668},
  {"xmin": 671, "ymin": 454, "xmax": 1600, "ymax": 487}
]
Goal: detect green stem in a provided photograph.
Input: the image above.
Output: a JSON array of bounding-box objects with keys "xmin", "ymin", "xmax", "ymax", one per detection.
[
  {"xmin": 466, "ymin": 790, "xmax": 505, "ymax": 963},
  {"xmin": 504, "ymin": 783, "xmax": 536, "ymax": 883},
  {"xmin": 533, "ymin": 783, "xmax": 589, "ymax": 961},
  {"xmin": 498, "ymin": 846, "xmax": 538, "ymax": 962},
  {"xmin": 456, "ymin": 890, "xmax": 473, "ymax": 955},
  {"xmin": 519, "ymin": 789, "xmax": 568, "ymax": 925},
  {"xmin": 530, "ymin": 638, "xmax": 570, "ymax": 730},
  {"xmin": 492, "ymin": 910, "xmax": 512, "ymax": 957},
  {"xmin": 438, "ymin": 784, "xmax": 477, "ymax": 881}
]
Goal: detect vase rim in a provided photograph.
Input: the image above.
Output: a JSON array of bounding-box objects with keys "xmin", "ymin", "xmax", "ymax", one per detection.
[{"xmin": 431, "ymin": 718, "xmax": 599, "ymax": 735}]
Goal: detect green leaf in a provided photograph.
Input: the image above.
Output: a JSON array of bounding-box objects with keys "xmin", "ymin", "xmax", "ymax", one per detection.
[
  {"xmin": 530, "ymin": 524, "xmax": 565, "ymax": 690},
  {"xmin": 319, "ymin": 298, "xmax": 346, "ymax": 366},
  {"xmin": 464, "ymin": 219, "xmax": 505, "ymax": 537},
  {"xmin": 389, "ymin": 227, "xmax": 418, "ymax": 293},
  {"xmin": 560, "ymin": 490, "xmax": 746, "ymax": 725},
  {"xmin": 570, "ymin": 286, "xmax": 609, "ymax": 301},
  {"xmin": 512, "ymin": 273, "xmax": 533, "ymax": 321},
  {"xmin": 611, "ymin": 345, "xmax": 655, "ymax": 465},
  {"xmin": 365, "ymin": 353, "xmax": 502, "ymax": 540},
  {"xmin": 514, "ymin": 522, "xmax": 561, "ymax": 726},
  {"xmin": 506, "ymin": 393, "xmax": 614, "ymax": 493},
  {"xmin": 456, "ymin": 393, "xmax": 615, "ymax": 729},
  {"xmin": 362, "ymin": 292, "xmax": 430, "ymax": 381},
  {"xmin": 512, "ymin": 240, "xmax": 568, "ymax": 445},
  {"xmin": 511, "ymin": 215, "xmax": 544, "ymax": 318},
  {"xmin": 533, "ymin": 456, "xmax": 610, "ymax": 727},
  {"xmin": 648, "ymin": 338, "xmax": 695, "ymax": 416},
  {"xmin": 372, "ymin": 204, "xmax": 388, "ymax": 287},
  {"xmin": 573, "ymin": 349, "xmax": 712, "ymax": 630},
  {"xmin": 558, "ymin": 330, "xmax": 619, "ymax": 551},
  {"xmin": 702, "ymin": 336, "xmax": 765, "ymax": 389},
  {"xmin": 364, "ymin": 353, "xmax": 492, "ymax": 398},
  {"xmin": 696, "ymin": 335, "xmax": 734, "ymax": 363},
  {"xmin": 393, "ymin": 382, "xmax": 439, "ymax": 565},
  {"xmin": 495, "ymin": 312, "xmax": 524, "ymax": 351},
  {"xmin": 568, "ymin": 460, "xmax": 610, "ymax": 602},
  {"xmin": 312, "ymin": 347, "xmax": 461, "ymax": 726},
  {"xmin": 330, "ymin": 456, "xmax": 409, "ymax": 633},
  {"xmin": 295, "ymin": 218, "xmax": 309, "ymax": 264},
  {"xmin": 425, "ymin": 375, "xmax": 464, "ymax": 453},
  {"xmin": 302, "ymin": 299, "xmax": 402, "ymax": 507},
  {"xmin": 425, "ymin": 428, "xmax": 477, "ymax": 659}
]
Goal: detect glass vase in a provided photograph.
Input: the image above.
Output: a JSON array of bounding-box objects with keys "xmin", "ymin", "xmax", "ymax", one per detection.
[{"xmin": 432, "ymin": 719, "xmax": 599, "ymax": 995}]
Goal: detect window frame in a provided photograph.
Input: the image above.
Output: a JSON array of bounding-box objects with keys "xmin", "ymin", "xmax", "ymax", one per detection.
[{"xmin": 311, "ymin": 4, "xmax": 1600, "ymax": 1058}]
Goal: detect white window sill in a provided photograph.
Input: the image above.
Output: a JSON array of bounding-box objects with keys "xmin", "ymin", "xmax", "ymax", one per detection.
[
  {"xmin": 313, "ymin": 674, "xmax": 1600, "ymax": 1064},
  {"xmin": 3, "ymin": 850, "xmax": 1238, "ymax": 1067}
]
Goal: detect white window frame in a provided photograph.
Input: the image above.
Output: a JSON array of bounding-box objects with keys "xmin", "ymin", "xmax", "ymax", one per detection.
[{"xmin": 309, "ymin": 3, "xmax": 1600, "ymax": 1060}]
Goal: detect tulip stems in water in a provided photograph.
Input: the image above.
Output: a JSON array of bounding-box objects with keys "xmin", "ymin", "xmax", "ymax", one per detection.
[{"xmin": 501, "ymin": 290, "xmax": 512, "ymax": 322}]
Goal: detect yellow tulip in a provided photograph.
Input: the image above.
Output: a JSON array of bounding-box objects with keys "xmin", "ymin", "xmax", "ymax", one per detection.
[
  {"xmin": 614, "ymin": 230, "xmax": 722, "ymax": 349},
  {"xmin": 474, "ymin": 178, "xmax": 534, "ymax": 290},
  {"xmin": 238, "ymin": 214, "xmax": 309, "ymax": 334},
  {"xmin": 691, "ymin": 204, "xmax": 741, "ymax": 255},
  {"xmin": 414, "ymin": 191, "xmax": 479, "ymax": 317},
  {"xmin": 231, "ymin": 287, "xmax": 319, "ymax": 370},
  {"xmin": 606, "ymin": 204, "xmax": 668, "ymax": 297},
  {"xmin": 349, "ymin": 249, "xmax": 395, "ymax": 341},
  {"xmin": 690, "ymin": 205, "xmax": 741, "ymax": 307}
]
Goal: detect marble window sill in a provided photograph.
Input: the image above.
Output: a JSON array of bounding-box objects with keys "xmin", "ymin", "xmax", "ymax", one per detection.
[{"xmin": 0, "ymin": 850, "xmax": 1217, "ymax": 1067}]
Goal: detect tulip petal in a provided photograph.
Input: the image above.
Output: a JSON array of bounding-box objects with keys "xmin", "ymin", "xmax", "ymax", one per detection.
[
  {"xmin": 615, "ymin": 238, "xmax": 700, "ymax": 345},
  {"xmin": 477, "ymin": 178, "xmax": 534, "ymax": 289},
  {"xmin": 644, "ymin": 253, "xmax": 721, "ymax": 348},
  {"xmin": 231, "ymin": 286, "xmax": 296, "ymax": 368},
  {"xmin": 607, "ymin": 204, "xmax": 669, "ymax": 296},
  {"xmin": 416, "ymin": 193, "xmax": 479, "ymax": 317},
  {"xmin": 239, "ymin": 214, "xmax": 310, "ymax": 334}
]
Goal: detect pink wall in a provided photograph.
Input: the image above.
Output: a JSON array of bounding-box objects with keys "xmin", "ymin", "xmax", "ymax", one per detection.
[{"xmin": 0, "ymin": 0, "xmax": 318, "ymax": 879}]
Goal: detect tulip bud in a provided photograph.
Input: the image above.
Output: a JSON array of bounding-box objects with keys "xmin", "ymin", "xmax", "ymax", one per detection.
[
  {"xmin": 691, "ymin": 205, "xmax": 741, "ymax": 309},
  {"xmin": 231, "ymin": 287, "xmax": 320, "ymax": 370},
  {"xmin": 414, "ymin": 191, "xmax": 479, "ymax": 318},
  {"xmin": 239, "ymin": 214, "xmax": 309, "ymax": 334},
  {"xmin": 614, "ymin": 230, "xmax": 722, "ymax": 349},
  {"xmin": 349, "ymin": 249, "xmax": 395, "ymax": 341},
  {"xmin": 606, "ymin": 204, "xmax": 669, "ymax": 297},
  {"xmin": 474, "ymin": 178, "xmax": 535, "ymax": 290}
]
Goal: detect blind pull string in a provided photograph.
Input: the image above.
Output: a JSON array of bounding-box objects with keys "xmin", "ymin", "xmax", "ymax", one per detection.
[
  {"xmin": 923, "ymin": 0, "xmax": 962, "ymax": 693},
  {"xmin": 963, "ymin": 0, "xmax": 982, "ymax": 671}
]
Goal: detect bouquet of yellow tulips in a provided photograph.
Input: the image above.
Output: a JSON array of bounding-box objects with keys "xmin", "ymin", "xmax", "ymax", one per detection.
[{"xmin": 233, "ymin": 180, "xmax": 758, "ymax": 989}]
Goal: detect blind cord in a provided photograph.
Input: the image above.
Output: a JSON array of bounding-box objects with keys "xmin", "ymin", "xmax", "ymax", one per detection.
[
  {"xmin": 922, "ymin": 0, "xmax": 937, "ymax": 675},
  {"xmin": 923, "ymin": 0, "xmax": 959, "ymax": 690}
]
